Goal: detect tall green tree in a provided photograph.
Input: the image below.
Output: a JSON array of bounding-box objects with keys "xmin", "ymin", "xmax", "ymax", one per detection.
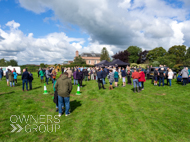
[
  {"xmin": 186, "ymin": 47, "xmax": 190, "ymax": 60},
  {"xmin": 157, "ymin": 54, "xmax": 176, "ymax": 68},
  {"xmin": 126, "ymin": 46, "xmax": 142, "ymax": 63},
  {"xmin": 40, "ymin": 63, "xmax": 45, "ymax": 68},
  {"xmin": 73, "ymin": 55, "xmax": 86, "ymax": 65},
  {"xmin": 168, "ymin": 45, "xmax": 186, "ymax": 64},
  {"xmin": 147, "ymin": 47, "xmax": 167, "ymax": 62},
  {"xmin": 7, "ymin": 59, "xmax": 18, "ymax": 66},
  {"xmin": 0, "ymin": 58, "xmax": 7, "ymax": 66},
  {"xmin": 100, "ymin": 47, "xmax": 110, "ymax": 61}
]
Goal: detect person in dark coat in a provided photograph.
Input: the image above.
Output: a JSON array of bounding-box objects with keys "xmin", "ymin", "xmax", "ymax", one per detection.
[
  {"xmin": 102, "ymin": 68, "xmax": 107, "ymax": 85},
  {"xmin": 97, "ymin": 69, "xmax": 106, "ymax": 90},
  {"xmin": 77, "ymin": 70, "xmax": 83, "ymax": 87},
  {"xmin": 84, "ymin": 69, "xmax": 89, "ymax": 81},
  {"xmin": 6, "ymin": 69, "xmax": 9, "ymax": 86},
  {"xmin": 62, "ymin": 67, "xmax": 64, "ymax": 74},
  {"xmin": 22, "ymin": 69, "xmax": 29, "ymax": 91},
  {"xmin": 146, "ymin": 66, "xmax": 150, "ymax": 80},
  {"xmin": 28, "ymin": 72, "xmax": 33, "ymax": 90},
  {"xmin": 73, "ymin": 69, "xmax": 78, "ymax": 85}
]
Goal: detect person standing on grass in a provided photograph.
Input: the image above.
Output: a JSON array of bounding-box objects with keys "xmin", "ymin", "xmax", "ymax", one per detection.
[
  {"xmin": 121, "ymin": 68, "xmax": 126, "ymax": 87},
  {"xmin": 168, "ymin": 69, "xmax": 174, "ymax": 86},
  {"xmin": 114, "ymin": 69, "xmax": 119, "ymax": 87},
  {"xmin": 73, "ymin": 69, "xmax": 78, "ymax": 85},
  {"xmin": 97, "ymin": 69, "xmax": 106, "ymax": 90},
  {"xmin": 22, "ymin": 69, "xmax": 29, "ymax": 91},
  {"xmin": 154, "ymin": 68, "xmax": 159, "ymax": 86},
  {"xmin": 138, "ymin": 68, "xmax": 146, "ymax": 90},
  {"xmin": 107, "ymin": 69, "xmax": 114, "ymax": 90},
  {"xmin": 181, "ymin": 67, "xmax": 189, "ymax": 86},
  {"xmin": 126, "ymin": 68, "xmax": 132, "ymax": 85},
  {"xmin": 6, "ymin": 69, "xmax": 9, "ymax": 86},
  {"xmin": 165, "ymin": 67, "xmax": 169, "ymax": 85},
  {"xmin": 159, "ymin": 68, "xmax": 165, "ymax": 87},
  {"xmin": 186, "ymin": 67, "xmax": 190, "ymax": 84},
  {"xmin": 0, "ymin": 68, "xmax": 3, "ymax": 81},
  {"xmin": 118, "ymin": 67, "xmax": 122, "ymax": 79},
  {"xmin": 66, "ymin": 68, "xmax": 72, "ymax": 80},
  {"xmin": 52, "ymin": 69, "xmax": 57, "ymax": 84},
  {"xmin": 39, "ymin": 68, "xmax": 45, "ymax": 83},
  {"xmin": 83, "ymin": 68, "xmax": 88, "ymax": 81},
  {"xmin": 28, "ymin": 72, "xmax": 33, "ymax": 90},
  {"xmin": 8, "ymin": 70, "xmax": 14, "ymax": 87},
  {"xmin": 13, "ymin": 69, "xmax": 18, "ymax": 85},
  {"xmin": 38, "ymin": 68, "xmax": 40, "ymax": 78},
  {"xmin": 77, "ymin": 69, "xmax": 83, "ymax": 88},
  {"xmin": 53, "ymin": 74, "xmax": 64, "ymax": 112},
  {"xmin": 45, "ymin": 68, "xmax": 52, "ymax": 85},
  {"xmin": 102, "ymin": 68, "xmax": 107, "ymax": 85},
  {"xmin": 132, "ymin": 68, "xmax": 140, "ymax": 93},
  {"xmin": 146, "ymin": 66, "xmax": 150, "ymax": 80},
  {"xmin": 55, "ymin": 72, "xmax": 73, "ymax": 117},
  {"xmin": 62, "ymin": 67, "xmax": 64, "ymax": 74}
]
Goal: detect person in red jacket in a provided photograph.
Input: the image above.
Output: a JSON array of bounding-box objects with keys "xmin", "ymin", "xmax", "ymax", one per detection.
[
  {"xmin": 138, "ymin": 69, "xmax": 146, "ymax": 91},
  {"xmin": 132, "ymin": 68, "xmax": 140, "ymax": 93}
]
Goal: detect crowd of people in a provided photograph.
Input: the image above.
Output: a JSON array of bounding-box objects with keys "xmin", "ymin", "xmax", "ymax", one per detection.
[{"xmin": 0, "ymin": 65, "xmax": 189, "ymax": 117}]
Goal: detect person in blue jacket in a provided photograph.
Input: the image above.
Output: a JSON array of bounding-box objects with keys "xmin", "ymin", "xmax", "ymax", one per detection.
[
  {"xmin": 97, "ymin": 69, "xmax": 106, "ymax": 90},
  {"xmin": 13, "ymin": 68, "xmax": 18, "ymax": 85}
]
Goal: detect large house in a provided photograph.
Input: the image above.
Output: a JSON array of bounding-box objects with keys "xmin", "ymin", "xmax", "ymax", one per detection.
[{"xmin": 75, "ymin": 51, "xmax": 101, "ymax": 65}]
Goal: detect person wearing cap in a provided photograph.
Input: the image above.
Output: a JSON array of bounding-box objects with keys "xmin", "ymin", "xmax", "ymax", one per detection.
[
  {"xmin": 107, "ymin": 69, "xmax": 114, "ymax": 90},
  {"xmin": 159, "ymin": 68, "xmax": 165, "ymax": 87},
  {"xmin": 132, "ymin": 68, "xmax": 140, "ymax": 93}
]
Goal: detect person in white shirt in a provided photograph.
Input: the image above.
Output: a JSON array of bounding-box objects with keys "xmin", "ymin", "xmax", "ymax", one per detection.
[{"xmin": 168, "ymin": 69, "xmax": 174, "ymax": 86}]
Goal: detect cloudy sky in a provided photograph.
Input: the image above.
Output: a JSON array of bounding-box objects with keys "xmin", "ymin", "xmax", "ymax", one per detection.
[{"xmin": 0, "ymin": 0, "xmax": 190, "ymax": 65}]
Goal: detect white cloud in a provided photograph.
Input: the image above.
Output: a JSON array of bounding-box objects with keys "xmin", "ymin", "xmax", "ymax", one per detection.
[
  {"xmin": 1, "ymin": 0, "xmax": 190, "ymax": 64},
  {"xmin": 0, "ymin": 21, "xmax": 89, "ymax": 64}
]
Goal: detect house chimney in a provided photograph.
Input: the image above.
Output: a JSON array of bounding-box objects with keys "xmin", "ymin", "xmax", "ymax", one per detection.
[{"xmin": 76, "ymin": 51, "xmax": 79, "ymax": 57}]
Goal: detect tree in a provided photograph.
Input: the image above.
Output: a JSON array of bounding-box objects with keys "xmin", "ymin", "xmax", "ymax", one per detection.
[
  {"xmin": 185, "ymin": 47, "xmax": 190, "ymax": 60},
  {"xmin": 112, "ymin": 50, "xmax": 130, "ymax": 63},
  {"xmin": 168, "ymin": 45, "xmax": 186, "ymax": 64},
  {"xmin": 126, "ymin": 46, "xmax": 142, "ymax": 63},
  {"xmin": 137, "ymin": 50, "xmax": 149, "ymax": 64},
  {"xmin": 152, "ymin": 61, "xmax": 160, "ymax": 67},
  {"xmin": 73, "ymin": 55, "xmax": 86, "ymax": 65},
  {"xmin": 0, "ymin": 58, "xmax": 7, "ymax": 66},
  {"xmin": 7, "ymin": 59, "xmax": 18, "ymax": 66},
  {"xmin": 146, "ymin": 47, "xmax": 167, "ymax": 62},
  {"xmin": 40, "ymin": 63, "xmax": 45, "ymax": 68},
  {"xmin": 157, "ymin": 54, "xmax": 176, "ymax": 68},
  {"xmin": 100, "ymin": 47, "xmax": 110, "ymax": 61}
]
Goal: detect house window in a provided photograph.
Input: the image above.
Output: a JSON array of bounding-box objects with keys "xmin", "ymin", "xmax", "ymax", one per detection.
[
  {"xmin": 94, "ymin": 60, "xmax": 97, "ymax": 64},
  {"xmin": 89, "ymin": 60, "xmax": 91, "ymax": 64}
]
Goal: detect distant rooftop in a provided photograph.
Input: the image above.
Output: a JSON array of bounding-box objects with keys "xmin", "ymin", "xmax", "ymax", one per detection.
[{"xmin": 81, "ymin": 52, "xmax": 101, "ymax": 57}]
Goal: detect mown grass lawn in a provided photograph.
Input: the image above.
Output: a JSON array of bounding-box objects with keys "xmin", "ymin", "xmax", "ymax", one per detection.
[{"xmin": 0, "ymin": 72, "xmax": 190, "ymax": 142}]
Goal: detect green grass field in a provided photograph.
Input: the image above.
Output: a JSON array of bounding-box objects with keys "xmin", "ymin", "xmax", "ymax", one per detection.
[{"xmin": 0, "ymin": 72, "xmax": 190, "ymax": 142}]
